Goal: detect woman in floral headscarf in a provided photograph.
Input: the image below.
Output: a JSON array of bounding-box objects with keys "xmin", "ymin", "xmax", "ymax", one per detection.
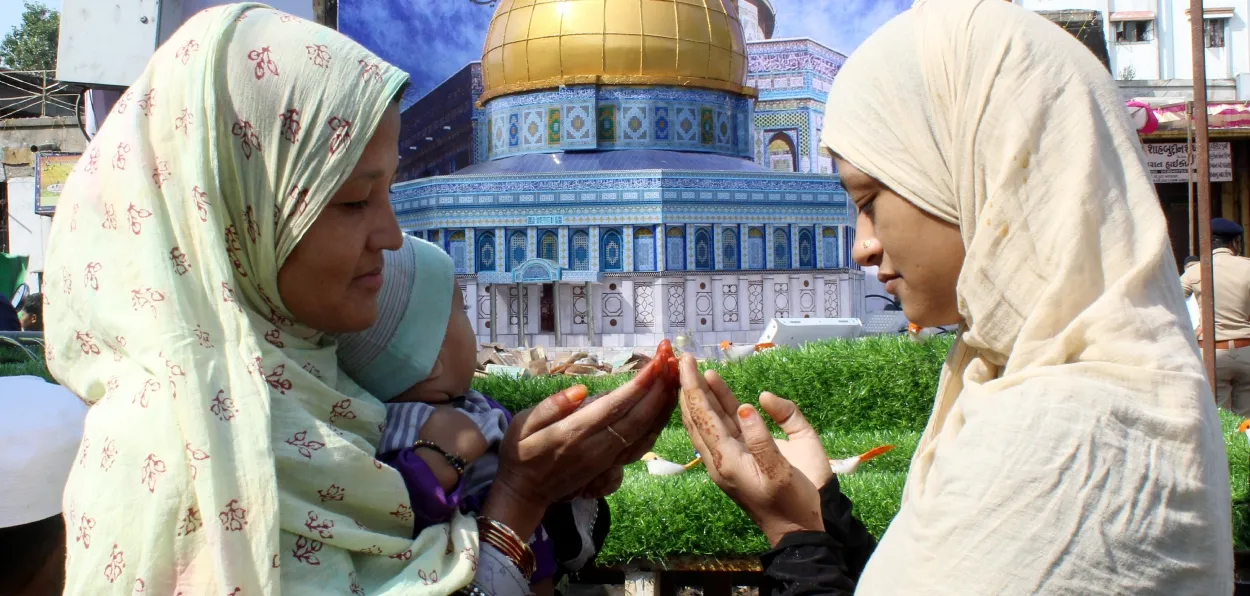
[{"xmin": 45, "ymin": 4, "xmax": 675, "ymax": 594}]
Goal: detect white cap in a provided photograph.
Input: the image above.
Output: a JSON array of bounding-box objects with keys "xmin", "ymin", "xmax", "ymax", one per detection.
[{"xmin": 0, "ymin": 375, "xmax": 88, "ymax": 527}]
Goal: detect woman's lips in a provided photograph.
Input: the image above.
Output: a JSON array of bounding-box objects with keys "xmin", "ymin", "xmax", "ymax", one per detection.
[
  {"xmin": 884, "ymin": 278, "xmax": 901, "ymax": 295},
  {"xmin": 353, "ymin": 269, "xmax": 384, "ymax": 291}
]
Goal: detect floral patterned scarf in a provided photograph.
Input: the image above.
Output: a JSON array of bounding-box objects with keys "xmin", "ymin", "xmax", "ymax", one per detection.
[{"xmin": 44, "ymin": 4, "xmax": 478, "ymax": 594}]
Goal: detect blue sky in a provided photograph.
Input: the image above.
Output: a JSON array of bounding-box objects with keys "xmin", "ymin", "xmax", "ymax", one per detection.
[
  {"xmin": 339, "ymin": 0, "xmax": 913, "ymax": 108},
  {"xmin": 1, "ymin": 0, "xmax": 912, "ymax": 105}
]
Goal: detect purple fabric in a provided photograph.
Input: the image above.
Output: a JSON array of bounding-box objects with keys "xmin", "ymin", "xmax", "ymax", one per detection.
[
  {"xmin": 377, "ymin": 448, "xmax": 464, "ymax": 530},
  {"xmin": 379, "ymin": 394, "xmax": 557, "ymax": 582}
]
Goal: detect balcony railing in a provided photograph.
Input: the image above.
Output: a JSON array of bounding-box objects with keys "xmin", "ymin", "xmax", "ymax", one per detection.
[{"xmin": 0, "ymin": 69, "xmax": 81, "ymax": 120}]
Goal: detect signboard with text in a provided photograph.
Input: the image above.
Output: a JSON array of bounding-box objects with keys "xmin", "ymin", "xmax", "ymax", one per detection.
[
  {"xmin": 1144, "ymin": 142, "xmax": 1233, "ymax": 184},
  {"xmin": 35, "ymin": 152, "xmax": 82, "ymax": 215}
]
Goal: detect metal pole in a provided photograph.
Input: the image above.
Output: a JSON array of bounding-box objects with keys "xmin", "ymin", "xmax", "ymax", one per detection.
[
  {"xmin": 1187, "ymin": 102, "xmax": 1195, "ymax": 256},
  {"xmin": 1191, "ymin": 0, "xmax": 1218, "ymax": 390}
]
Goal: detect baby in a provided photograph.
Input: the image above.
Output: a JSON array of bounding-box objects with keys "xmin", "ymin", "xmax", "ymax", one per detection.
[{"xmin": 335, "ymin": 236, "xmax": 607, "ymax": 595}]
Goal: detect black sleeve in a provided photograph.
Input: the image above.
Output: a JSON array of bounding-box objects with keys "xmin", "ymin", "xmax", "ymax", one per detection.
[{"xmin": 759, "ymin": 477, "xmax": 877, "ymax": 596}]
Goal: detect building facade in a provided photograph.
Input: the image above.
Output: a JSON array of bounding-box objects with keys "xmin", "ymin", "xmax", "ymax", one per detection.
[
  {"xmin": 1015, "ymin": 0, "xmax": 1250, "ymax": 100},
  {"xmin": 391, "ymin": 0, "xmax": 865, "ymax": 349}
]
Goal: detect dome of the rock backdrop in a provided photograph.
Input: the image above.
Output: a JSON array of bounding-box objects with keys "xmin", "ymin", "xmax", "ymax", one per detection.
[
  {"xmin": 479, "ymin": 0, "xmax": 752, "ymax": 103},
  {"xmin": 391, "ymin": 0, "xmax": 870, "ymax": 349}
]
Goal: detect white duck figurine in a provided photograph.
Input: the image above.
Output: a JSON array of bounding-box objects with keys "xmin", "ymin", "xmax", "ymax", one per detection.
[
  {"xmin": 829, "ymin": 445, "xmax": 895, "ymax": 476},
  {"xmin": 641, "ymin": 452, "xmax": 703, "ymax": 476},
  {"xmin": 1238, "ymin": 419, "xmax": 1250, "ymax": 441},
  {"xmin": 719, "ymin": 341, "xmax": 777, "ymax": 363}
]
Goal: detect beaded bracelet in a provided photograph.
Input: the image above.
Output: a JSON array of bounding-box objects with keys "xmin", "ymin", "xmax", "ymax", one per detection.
[
  {"xmin": 412, "ymin": 440, "xmax": 468, "ymax": 476},
  {"xmin": 476, "ymin": 516, "xmax": 536, "ymax": 580}
]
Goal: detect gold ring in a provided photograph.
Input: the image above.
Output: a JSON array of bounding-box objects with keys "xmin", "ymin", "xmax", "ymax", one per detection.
[{"xmin": 606, "ymin": 425, "xmax": 628, "ymax": 446}]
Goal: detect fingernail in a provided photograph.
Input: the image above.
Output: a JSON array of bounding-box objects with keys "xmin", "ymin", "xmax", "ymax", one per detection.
[
  {"xmin": 567, "ymin": 385, "xmax": 588, "ymax": 404},
  {"xmin": 738, "ymin": 404, "xmax": 754, "ymax": 419}
]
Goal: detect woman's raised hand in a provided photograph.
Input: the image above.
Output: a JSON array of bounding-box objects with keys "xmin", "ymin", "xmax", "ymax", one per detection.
[
  {"xmin": 677, "ymin": 354, "xmax": 824, "ymax": 546},
  {"xmin": 483, "ymin": 347, "xmax": 679, "ymax": 539}
]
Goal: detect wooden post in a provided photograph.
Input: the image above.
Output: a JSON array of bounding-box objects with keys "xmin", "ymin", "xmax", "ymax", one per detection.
[{"xmin": 1191, "ymin": 0, "xmax": 1218, "ymax": 389}]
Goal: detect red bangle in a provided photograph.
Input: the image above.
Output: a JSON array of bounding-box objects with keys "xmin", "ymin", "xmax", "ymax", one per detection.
[{"xmin": 476, "ymin": 516, "xmax": 535, "ymax": 580}]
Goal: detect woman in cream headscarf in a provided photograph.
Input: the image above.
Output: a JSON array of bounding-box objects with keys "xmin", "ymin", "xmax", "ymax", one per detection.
[
  {"xmin": 46, "ymin": 4, "xmax": 676, "ymax": 594},
  {"xmin": 678, "ymin": 0, "xmax": 1233, "ymax": 593}
]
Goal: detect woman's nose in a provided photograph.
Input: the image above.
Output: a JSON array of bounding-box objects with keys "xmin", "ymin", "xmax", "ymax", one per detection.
[
  {"xmin": 852, "ymin": 219, "xmax": 882, "ymax": 267},
  {"xmin": 370, "ymin": 200, "xmax": 404, "ymax": 252}
]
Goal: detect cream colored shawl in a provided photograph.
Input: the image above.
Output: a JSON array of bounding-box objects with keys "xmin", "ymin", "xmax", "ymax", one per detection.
[
  {"xmin": 822, "ymin": 0, "xmax": 1233, "ymax": 593},
  {"xmin": 44, "ymin": 5, "xmax": 477, "ymax": 594}
]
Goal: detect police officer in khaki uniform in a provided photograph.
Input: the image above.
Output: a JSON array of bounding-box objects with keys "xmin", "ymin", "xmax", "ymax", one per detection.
[{"xmin": 1182, "ymin": 217, "xmax": 1250, "ymax": 414}]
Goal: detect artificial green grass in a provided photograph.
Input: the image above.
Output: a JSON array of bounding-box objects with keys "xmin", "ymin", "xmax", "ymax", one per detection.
[
  {"xmin": 477, "ymin": 334, "xmax": 949, "ymax": 434},
  {"xmin": 8, "ymin": 337, "xmax": 1250, "ymax": 563}
]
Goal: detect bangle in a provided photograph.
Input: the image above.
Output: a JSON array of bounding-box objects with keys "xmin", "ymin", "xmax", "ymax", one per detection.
[
  {"xmin": 476, "ymin": 516, "xmax": 536, "ymax": 580},
  {"xmin": 413, "ymin": 440, "xmax": 468, "ymax": 476}
]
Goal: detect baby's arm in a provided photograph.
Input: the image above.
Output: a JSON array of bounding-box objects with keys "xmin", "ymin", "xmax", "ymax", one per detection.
[{"xmin": 417, "ymin": 405, "xmax": 489, "ymax": 492}]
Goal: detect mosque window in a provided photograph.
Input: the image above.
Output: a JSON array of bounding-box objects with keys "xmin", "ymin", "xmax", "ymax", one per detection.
[
  {"xmin": 601, "ymin": 229, "xmax": 624, "ymax": 272},
  {"xmin": 722, "ymin": 228, "xmax": 739, "ymax": 270},
  {"xmin": 767, "ymin": 133, "xmax": 797, "ymax": 173},
  {"xmin": 798, "ymin": 228, "xmax": 815, "ymax": 268},
  {"xmin": 665, "ymin": 227, "xmax": 685, "ymax": 271},
  {"xmin": 539, "ymin": 230, "xmax": 558, "ymax": 263},
  {"xmin": 428, "ymin": 229, "xmax": 441, "ymax": 248},
  {"xmin": 477, "ymin": 231, "xmax": 496, "ymax": 272},
  {"xmin": 448, "ymin": 230, "xmax": 468, "ymax": 274},
  {"xmin": 774, "ymin": 228, "xmax": 791, "ymax": 268},
  {"xmin": 822, "ymin": 227, "xmax": 838, "ymax": 268},
  {"xmin": 694, "ymin": 227, "xmax": 713, "ymax": 270},
  {"xmin": 571, "ymin": 230, "xmax": 590, "ymax": 270},
  {"xmin": 408, "ymin": 230, "xmax": 423, "ymax": 240},
  {"xmin": 747, "ymin": 227, "xmax": 765, "ymax": 269},
  {"xmin": 508, "ymin": 231, "xmax": 527, "ymax": 271},
  {"xmin": 634, "ymin": 227, "xmax": 656, "ymax": 272}
]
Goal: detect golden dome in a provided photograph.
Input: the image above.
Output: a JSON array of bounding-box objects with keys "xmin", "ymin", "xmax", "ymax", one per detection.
[{"xmin": 480, "ymin": 0, "xmax": 753, "ymax": 103}]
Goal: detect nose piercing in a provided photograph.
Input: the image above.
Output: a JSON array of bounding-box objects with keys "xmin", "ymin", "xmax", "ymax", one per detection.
[{"xmin": 861, "ymin": 240, "xmax": 872, "ymax": 249}]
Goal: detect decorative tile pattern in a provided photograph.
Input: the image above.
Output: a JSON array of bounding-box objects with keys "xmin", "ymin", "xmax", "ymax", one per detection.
[
  {"xmin": 547, "ymin": 108, "xmax": 562, "ymax": 145},
  {"xmin": 774, "ymin": 282, "xmax": 790, "ymax": 318},
  {"xmin": 522, "ymin": 109, "xmax": 544, "ymax": 147},
  {"xmin": 508, "ymin": 286, "xmax": 522, "ymax": 326},
  {"xmin": 676, "ymin": 106, "xmax": 698, "ymax": 143},
  {"xmin": 572, "ymin": 285, "xmax": 588, "ymax": 325},
  {"xmin": 571, "ymin": 230, "xmax": 591, "ymax": 270},
  {"xmin": 564, "ymin": 104, "xmax": 594, "ymax": 147},
  {"xmin": 699, "ymin": 108, "xmax": 715, "ymax": 145},
  {"xmin": 622, "ymin": 104, "xmax": 649, "ymax": 142},
  {"xmin": 799, "ymin": 288, "xmax": 816, "ymax": 313},
  {"xmin": 602, "ymin": 290, "xmax": 624, "ymax": 317},
  {"xmin": 634, "ymin": 283, "xmax": 655, "ymax": 328},
  {"xmin": 668, "ymin": 284, "xmax": 686, "ymax": 328},
  {"xmin": 654, "ymin": 106, "xmax": 670, "ymax": 141},
  {"xmin": 723, "ymin": 283, "xmax": 739, "ymax": 323},
  {"xmin": 696, "ymin": 291, "xmax": 713, "ymax": 318},
  {"xmin": 597, "ymin": 104, "xmax": 616, "ymax": 143},
  {"xmin": 824, "ymin": 280, "xmax": 839, "ymax": 317},
  {"xmin": 715, "ymin": 110, "xmax": 731, "ymax": 146},
  {"xmin": 507, "ymin": 113, "xmax": 520, "ymax": 148},
  {"xmin": 749, "ymin": 281, "xmax": 764, "ymax": 324},
  {"xmin": 477, "ymin": 292, "xmax": 491, "ymax": 321}
]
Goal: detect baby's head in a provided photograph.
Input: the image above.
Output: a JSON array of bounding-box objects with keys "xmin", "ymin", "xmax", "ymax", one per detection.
[{"xmin": 335, "ymin": 236, "xmax": 477, "ymax": 403}]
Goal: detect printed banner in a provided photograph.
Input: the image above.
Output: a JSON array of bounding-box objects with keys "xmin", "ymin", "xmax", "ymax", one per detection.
[
  {"xmin": 35, "ymin": 152, "xmax": 81, "ymax": 214},
  {"xmin": 1144, "ymin": 142, "xmax": 1232, "ymax": 184}
]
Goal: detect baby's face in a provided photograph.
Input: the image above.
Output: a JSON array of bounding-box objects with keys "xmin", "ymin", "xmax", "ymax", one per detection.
[{"xmin": 392, "ymin": 287, "xmax": 478, "ymax": 403}]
